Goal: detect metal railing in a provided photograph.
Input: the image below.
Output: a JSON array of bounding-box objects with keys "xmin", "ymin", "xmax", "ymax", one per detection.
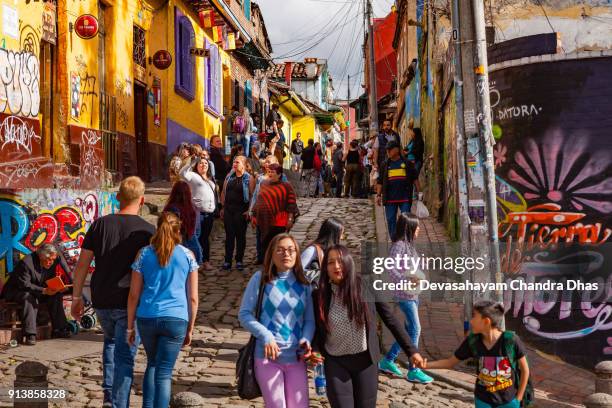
[{"xmin": 100, "ymin": 92, "xmax": 118, "ymax": 172}]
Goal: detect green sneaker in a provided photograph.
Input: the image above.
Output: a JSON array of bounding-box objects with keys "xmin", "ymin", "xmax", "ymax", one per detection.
[
  {"xmin": 378, "ymin": 358, "xmax": 403, "ymax": 377},
  {"xmin": 407, "ymin": 368, "xmax": 433, "ymax": 384}
]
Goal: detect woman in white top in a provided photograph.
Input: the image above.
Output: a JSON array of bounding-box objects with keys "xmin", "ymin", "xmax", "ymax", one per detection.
[{"xmin": 180, "ymin": 158, "xmax": 217, "ymax": 271}]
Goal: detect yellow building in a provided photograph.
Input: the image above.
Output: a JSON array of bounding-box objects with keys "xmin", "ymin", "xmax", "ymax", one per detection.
[{"xmin": 0, "ymin": 0, "xmax": 256, "ymax": 187}]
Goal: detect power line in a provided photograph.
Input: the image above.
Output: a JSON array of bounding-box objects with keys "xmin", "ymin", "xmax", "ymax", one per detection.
[{"xmin": 272, "ymin": 1, "xmax": 355, "ymax": 59}]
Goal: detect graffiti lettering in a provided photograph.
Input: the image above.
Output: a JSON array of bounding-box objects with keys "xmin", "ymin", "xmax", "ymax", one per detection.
[
  {"xmin": 497, "ymin": 105, "xmax": 542, "ymax": 121},
  {"xmin": 0, "ymin": 115, "xmax": 40, "ymax": 154},
  {"xmin": 70, "ymin": 70, "xmax": 98, "ymax": 126},
  {"xmin": 81, "ymin": 129, "xmax": 101, "ymax": 147},
  {"xmin": 117, "ymin": 104, "xmax": 129, "ymax": 129},
  {"xmin": 0, "ymin": 200, "xmax": 30, "ymax": 273},
  {"xmin": 19, "ymin": 23, "xmax": 40, "ymax": 54},
  {"xmin": 0, "ymin": 190, "xmax": 119, "ymax": 288},
  {"xmin": 24, "ymin": 207, "xmax": 85, "ymax": 250},
  {"xmin": 0, "ymin": 49, "xmax": 40, "ymax": 117}
]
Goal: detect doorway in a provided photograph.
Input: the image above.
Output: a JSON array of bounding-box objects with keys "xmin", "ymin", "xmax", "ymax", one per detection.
[{"xmin": 134, "ymin": 83, "xmax": 148, "ymax": 181}]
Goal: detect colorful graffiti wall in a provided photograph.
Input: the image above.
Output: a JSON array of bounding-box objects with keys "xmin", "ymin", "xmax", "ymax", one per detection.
[
  {"xmin": 0, "ymin": 188, "xmax": 119, "ymax": 292},
  {"xmin": 492, "ymin": 56, "xmax": 612, "ymax": 368}
]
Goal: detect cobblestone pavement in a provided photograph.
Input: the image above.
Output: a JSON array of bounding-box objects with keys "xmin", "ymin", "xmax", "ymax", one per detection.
[{"xmin": 1, "ymin": 197, "xmax": 475, "ymax": 407}]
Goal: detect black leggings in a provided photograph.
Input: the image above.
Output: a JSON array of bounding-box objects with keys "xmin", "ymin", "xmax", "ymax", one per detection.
[
  {"xmin": 324, "ymin": 351, "xmax": 378, "ymax": 408},
  {"xmin": 224, "ymin": 210, "xmax": 248, "ymax": 263}
]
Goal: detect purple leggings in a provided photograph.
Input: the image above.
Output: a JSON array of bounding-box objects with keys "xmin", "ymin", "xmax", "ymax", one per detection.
[{"xmin": 254, "ymin": 358, "xmax": 309, "ymax": 408}]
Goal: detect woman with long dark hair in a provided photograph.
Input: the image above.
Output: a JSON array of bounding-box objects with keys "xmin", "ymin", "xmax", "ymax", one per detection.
[
  {"xmin": 313, "ymin": 245, "xmax": 425, "ymax": 407},
  {"xmin": 238, "ymin": 234, "xmax": 314, "ymax": 407},
  {"xmin": 300, "ymin": 217, "xmax": 344, "ymax": 284},
  {"xmin": 163, "ymin": 181, "xmax": 202, "ymax": 265},
  {"xmin": 180, "ymin": 158, "xmax": 217, "ymax": 271},
  {"xmin": 126, "ymin": 211, "xmax": 199, "ymax": 408},
  {"xmin": 378, "ymin": 213, "xmax": 433, "ymax": 383},
  {"xmin": 221, "ymin": 155, "xmax": 255, "ymax": 271}
]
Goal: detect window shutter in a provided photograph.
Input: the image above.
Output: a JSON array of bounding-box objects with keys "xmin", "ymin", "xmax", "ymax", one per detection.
[
  {"xmin": 181, "ymin": 21, "xmax": 193, "ymax": 93},
  {"xmin": 244, "ymin": 0, "xmax": 251, "ymax": 20},
  {"xmin": 245, "ymin": 80, "xmax": 252, "ymax": 111},
  {"xmin": 213, "ymin": 46, "xmax": 221, "ymax": 112},
  {"xmin": 205, "ymin": 38, "xmax": 211, "ymax": 106}
]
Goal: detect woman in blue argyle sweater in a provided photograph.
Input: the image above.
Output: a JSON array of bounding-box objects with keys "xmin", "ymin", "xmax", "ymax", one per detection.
[{"xmin": 239, "ymin": 233, "xmax": 315, "ymax": 408}]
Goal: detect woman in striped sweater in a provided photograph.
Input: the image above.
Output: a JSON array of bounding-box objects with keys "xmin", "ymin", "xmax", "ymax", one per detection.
[{"xmin": 253, "ymin": 163, "xmax": 300, "ymax": 259}]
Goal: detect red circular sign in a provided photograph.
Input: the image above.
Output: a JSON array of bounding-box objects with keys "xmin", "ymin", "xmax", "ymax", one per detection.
[
  {"xmin": 153, "ymin": 50, "xmax": 172, "ymax": 70},
  {"xmin": 74, "ymin": 14, "xmax": 99, "ymax": 39}
]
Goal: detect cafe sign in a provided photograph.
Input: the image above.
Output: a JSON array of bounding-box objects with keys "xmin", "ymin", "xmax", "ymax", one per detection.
[
  {"xmin": 74, "ymin": 14, "xmax": 99, "ymax": 39},
  {"xmin": 152, "ymin": 50, "xmax": 172, "ymax": 70}
]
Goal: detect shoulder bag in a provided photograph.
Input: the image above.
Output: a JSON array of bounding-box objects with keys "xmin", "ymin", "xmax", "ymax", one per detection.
[{"xmin": 236, "ymin": 273, "xmax": 266, "ymax": 399}]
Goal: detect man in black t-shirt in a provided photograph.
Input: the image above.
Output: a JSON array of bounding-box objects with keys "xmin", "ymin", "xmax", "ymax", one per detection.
[{"xmin": 71, "ymin": 176, "xmax": 155, "ymax": 408}]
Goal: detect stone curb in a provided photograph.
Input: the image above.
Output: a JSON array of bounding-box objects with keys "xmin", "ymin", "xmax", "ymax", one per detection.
[
  {"xmin": 373, "ymin": 200, "xmax": 477, "ymax": 394},
  {"xmin": 424, "ymin": 369, "xmax": 475, "ymax": 392}
]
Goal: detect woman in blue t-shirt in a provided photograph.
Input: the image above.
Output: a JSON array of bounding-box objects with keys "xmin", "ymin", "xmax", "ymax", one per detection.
[{"xmin": 127, "ymin": 211, "xmax": 199, "ymax": 408}]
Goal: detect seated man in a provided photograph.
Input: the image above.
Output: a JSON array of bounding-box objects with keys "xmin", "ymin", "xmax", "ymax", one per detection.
[{"xmin": 1, "ymin": 243, "xmax": 71, "ymax": 345}]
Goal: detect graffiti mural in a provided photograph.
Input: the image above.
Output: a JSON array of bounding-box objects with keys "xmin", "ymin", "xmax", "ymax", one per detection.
[
  {"xmin": 70, "ymin": 70, "xmax": 98, "ymax": 126},
  {"xmin": 0, "ymin": 113, "xmax": 53, "ymax": 188},
  {"xmin": 492, "ymin": 56, "xmax": 612, "ymax": 368},
  {"xmin": 69, "ymin": 125, "xmax": 104, "ymax": 189},
  {"xmin": 0, "ymin": 49, "xmax": 40, "ymax": 118},
  {"xmin": 0, "ymin": 189, "xmax": 119, "ymax": 292}
]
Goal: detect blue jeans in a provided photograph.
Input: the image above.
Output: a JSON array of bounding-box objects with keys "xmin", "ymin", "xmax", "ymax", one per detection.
[
  {"xmin": 241, "ymin": 134, "xmax": 251, "ymax": 157},
  {"xmin": 475, "ymin": 398, "xmax": 520, "ymax": 408},
  {"xmin": 384, "ymin": 201, "xmax": 412, "ymax": 238},
  {"xmin": 385, "ymin": 300, "xmax": 420, "ymax": 369},
  {"xmin": 96, "ymin": 309, "xmax": 140, "ymax": 408},
  {"xmin": 138, "ymin": 317, "xmax": 188, "ymax": 408}
]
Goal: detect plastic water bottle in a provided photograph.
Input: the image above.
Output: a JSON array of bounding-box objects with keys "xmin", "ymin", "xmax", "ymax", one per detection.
[{"xmin": 314, "ymin": 362, "xmax": 326, "ymax": 396}]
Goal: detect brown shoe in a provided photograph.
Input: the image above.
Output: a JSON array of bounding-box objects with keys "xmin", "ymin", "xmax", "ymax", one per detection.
[{"xmin": 24, "ymin": 334, "xmax": 36, "ymax": 346}]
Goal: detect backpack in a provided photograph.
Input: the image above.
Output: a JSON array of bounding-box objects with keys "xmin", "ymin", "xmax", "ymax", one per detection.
[
  {"xmin": 467, "ymin": 331, "xmax": 534, "ymax": 407},
  {"xmin": 233, "ymin": 116, "xmax": 246, "ymax": 133}
]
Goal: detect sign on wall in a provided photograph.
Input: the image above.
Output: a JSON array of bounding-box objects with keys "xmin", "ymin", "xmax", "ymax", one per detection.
[
  {"xmin": 74, "ymin": 14, "xmax": 99, "ymax": 39},
  {"xmin": 152, "ymin": 50, "xmax": 172, "ymax": 70},
  {"xmin": 42, "ymin": 2, "xmax": 57, "ymax": 44}
]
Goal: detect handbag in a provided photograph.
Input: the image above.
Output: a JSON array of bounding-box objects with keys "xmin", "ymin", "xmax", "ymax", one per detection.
[{"xmin": 236, "ymin": 274, "xmax": 266, "ymax": 399}]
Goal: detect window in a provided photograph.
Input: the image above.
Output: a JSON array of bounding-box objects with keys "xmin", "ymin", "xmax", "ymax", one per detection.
[
  {"xmin": 205, "ymin": 40, "xmax": 221, "ymax": 114},
  {"xmin": 133, "ymin": 25, "xmax": 146, "ymax": 68},
  {"xmin": 174, "ymin": 7, "xmax": 195, "ymax": 101},
  {"xmin": 244, "ymin": 80, "xmax": 252, "ymax": 111}
]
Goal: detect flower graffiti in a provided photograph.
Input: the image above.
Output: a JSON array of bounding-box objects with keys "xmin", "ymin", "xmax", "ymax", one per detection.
[{"xmin": 508, "ymin": 130, "xmax": 612, "ymax": 214}]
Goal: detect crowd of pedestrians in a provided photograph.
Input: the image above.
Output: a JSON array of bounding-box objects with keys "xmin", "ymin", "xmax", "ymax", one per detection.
[{"xmin": 0, "ymin": 113, "xmax": 530, "ymax": 408}]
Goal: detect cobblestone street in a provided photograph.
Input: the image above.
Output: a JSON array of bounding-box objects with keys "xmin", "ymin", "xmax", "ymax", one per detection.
[{"xmin": 1, "ymin": 197, "xmax": 476, "ymax": 408}]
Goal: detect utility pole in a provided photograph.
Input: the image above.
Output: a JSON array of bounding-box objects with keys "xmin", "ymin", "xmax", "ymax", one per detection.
[
  {"xmin": 472, "ymin": 0, "xmax": 503, "ymax": 325},
  {"xmin": 366, "ymin": 0, "xmax": 379, "ymax": 137},
  {"xmin": 451, "ymin": 0, "xmax": 473, "ymax": 336},
  {"xmin": 347, "ymin": 74, "xmax": 351, "ymax": 145}
]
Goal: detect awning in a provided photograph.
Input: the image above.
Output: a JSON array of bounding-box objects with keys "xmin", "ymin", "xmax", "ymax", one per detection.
[{"xmin": 234, "ymin": 40, "xmax": 271, "ymax": 70}]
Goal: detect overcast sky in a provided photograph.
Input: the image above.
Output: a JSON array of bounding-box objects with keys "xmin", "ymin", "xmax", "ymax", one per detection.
[{"xmin": 256, "ymin": 0, "xmax": 394, "ymax": 100}]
